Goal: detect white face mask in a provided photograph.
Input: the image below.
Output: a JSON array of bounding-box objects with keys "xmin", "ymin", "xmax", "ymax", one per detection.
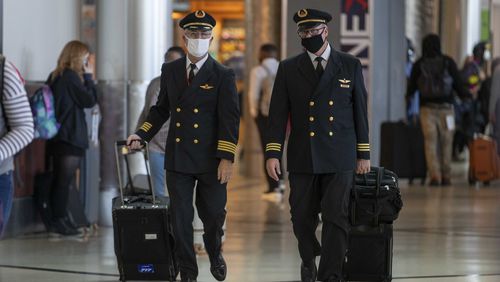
[{"xmin": 186, "ymin": 38, "xmax": 211, "ymax": 58}]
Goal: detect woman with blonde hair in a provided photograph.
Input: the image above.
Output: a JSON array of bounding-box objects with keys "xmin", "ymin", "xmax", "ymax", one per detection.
[{"xmin": 46, "ymin": 40, "xmax": 97, "ymax": 236}]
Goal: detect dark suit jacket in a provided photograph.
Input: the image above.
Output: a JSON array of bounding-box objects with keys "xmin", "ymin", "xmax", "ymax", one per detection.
[
  {"xmin": 265, "ymin": 47, "xmax": 370, "ymax": 174},
  {"xmin": 136, "ymin": 55, "xmax": 240, "ymax": 174}
]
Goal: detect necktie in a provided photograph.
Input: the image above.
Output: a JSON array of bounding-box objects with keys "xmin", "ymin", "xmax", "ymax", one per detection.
[
  {"xmin": 188, "ymin": 63, "xmax": 197, "ymax": 84},
  {"xmin": 315, "ymin": 57, "xmax": 324, "ymax": 78}
]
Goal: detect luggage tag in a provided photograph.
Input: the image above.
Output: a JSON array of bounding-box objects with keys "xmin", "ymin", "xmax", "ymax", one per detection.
[{"xmin": 446, "ymin": 114, "xmax": 455, "ymax": 131}]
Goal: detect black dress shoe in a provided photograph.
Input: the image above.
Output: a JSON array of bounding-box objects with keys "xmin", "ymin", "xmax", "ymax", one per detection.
[
  {"xmin": 209, "ymin": 253, "xmax": 227, "ymax": 281},
  {"xmin": 300, "ymin": 259, "xmax": 317, "ymax": 282}
]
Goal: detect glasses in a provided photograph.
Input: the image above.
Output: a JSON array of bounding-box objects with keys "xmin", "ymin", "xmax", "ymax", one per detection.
[
  {"xmin": 297, "ymin": 27, "xmax": 325, "ymax": 39},
  {"xmin": 185, "ymin": 30, "xmax": 213, "ymax": 39}
]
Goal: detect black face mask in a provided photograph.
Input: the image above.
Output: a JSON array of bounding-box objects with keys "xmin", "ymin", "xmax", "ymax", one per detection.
[{"xmin": 301, "ymin": 34, "xmax": 325, "ymax": 53}]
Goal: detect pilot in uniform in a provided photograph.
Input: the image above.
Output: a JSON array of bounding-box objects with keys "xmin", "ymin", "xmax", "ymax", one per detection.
[
  {"xmin": 265, "ymin": 8, "xmax": 371, "ymax": 282},
  {"xmin": 129, "ymin": 10, "xmax": 240, "ymax": 282}
]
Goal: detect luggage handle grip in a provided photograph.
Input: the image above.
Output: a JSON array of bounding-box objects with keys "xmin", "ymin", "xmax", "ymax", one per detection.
[{"xmin": 116, "ymin": 139, "xmax": 146, "ymax": 147}]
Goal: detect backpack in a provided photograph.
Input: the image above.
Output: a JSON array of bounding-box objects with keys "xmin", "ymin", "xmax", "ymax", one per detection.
[
  {"xmin": 259, "ymin": 64, "xmax": 276, "ymax": 117},
  {"xmin": 30, "ymin": 85, "xmax": 59, "ymax": 139},
  {"xmin": 417, "ymin": 57, "xmax": 453, "ymax": 99},
  {"xmin": 460, "ymin": 60, "xmax": 482, "ymax": 90}
]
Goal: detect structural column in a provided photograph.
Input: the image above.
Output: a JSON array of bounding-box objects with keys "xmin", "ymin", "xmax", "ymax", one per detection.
[
  {"xmin": 405, "ymin": 0, "xmax": 440, "ymax": 57},
  {"xmin": 370, "ymin": 0, "xmax": 406, "ymax": 165},
  {"xmin": 441, "ymin": 0, "xmax": 482, "ymax": 63},
  {"xmin": 96, "ymin": 0, "xmax": 171, "ymax": 226},
  {"xmin": 243, "ymin": 0, "xmax": 281, "ymax": 178}
]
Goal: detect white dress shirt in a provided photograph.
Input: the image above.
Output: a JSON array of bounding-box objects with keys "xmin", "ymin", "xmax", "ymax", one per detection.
[
  {"xmin": 186, "ymin": 54, "xmax": 209, "ymax": 78},
  {"xmin": 307, "ymin": 43, "xmax": 331, "ymax": 70}
]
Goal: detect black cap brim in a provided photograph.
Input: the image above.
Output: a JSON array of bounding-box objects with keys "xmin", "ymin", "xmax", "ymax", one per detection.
[
  {"xmin": 184, "ymin": 25, "xmax": 213, "ymax": 31},
  {"xmin": 298, "ymin": 22, "xmax": 324, "ymax": 30}
]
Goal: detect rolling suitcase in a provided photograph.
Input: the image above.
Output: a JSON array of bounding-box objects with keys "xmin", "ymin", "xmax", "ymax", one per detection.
[
  {"xmin": 344, "ymin": 224, "xmax": 393, "ymax": 282},
  {"xmin": 112, "ymin": 140, "xmax": 176, "ymax": 282},
  {"xmin": 468, "ymin": 134, "xmax": 500, "ymax": 185},
  {"xmin": 380, "ymin": 121, "xmax": 426, "ymax": 184}
]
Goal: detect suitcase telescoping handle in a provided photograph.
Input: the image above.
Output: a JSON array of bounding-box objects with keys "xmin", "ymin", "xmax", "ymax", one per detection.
[{"xmin": 114, "ymin": 140, "xmax": 157, "ymax": 206}]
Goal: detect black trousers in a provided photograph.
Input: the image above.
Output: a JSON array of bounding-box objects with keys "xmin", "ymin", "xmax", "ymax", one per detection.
[
  {"xmin": 50, "ymin": 155, "xmax": 82, "ymax": 219},
  {"xmin": 166, "ymin": 171, "xmax": 227, "ymax": 279},
  {"xmin": 255, "ymin": 114, "xmax": 282, "ymax": 192},
  {"xmin": 289, "ymin": 171, "xmax": 352, "ymax": 281}
]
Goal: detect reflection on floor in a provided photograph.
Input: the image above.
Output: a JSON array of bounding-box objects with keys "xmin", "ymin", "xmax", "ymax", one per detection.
[{"xmin": 0, "ymin": 164, "xmax": 499, "ymax": 282}]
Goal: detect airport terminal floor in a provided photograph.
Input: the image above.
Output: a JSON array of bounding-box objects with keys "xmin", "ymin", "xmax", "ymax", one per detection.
[{"xmin": 0, "ymin": 162, "xmax": 499, "ymax": 282}]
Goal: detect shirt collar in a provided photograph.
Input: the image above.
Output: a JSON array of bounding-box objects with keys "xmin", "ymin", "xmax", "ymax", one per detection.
[
  {"xmin": 186, "ymin": 53, "xmax": 209, "ymax": 71},
  {"xmin": 307, "ymin": 43, "xmax": 331, "ymax": 63}
]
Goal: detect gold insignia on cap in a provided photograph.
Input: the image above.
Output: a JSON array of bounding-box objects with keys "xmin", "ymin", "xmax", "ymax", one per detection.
[
  {"xmin": 195, "ymin": 10, "xmax": 206, "ymax": 18},
  {"xmin": 298, "ymin": 9, "xmax": 308, "ymax": 18}
]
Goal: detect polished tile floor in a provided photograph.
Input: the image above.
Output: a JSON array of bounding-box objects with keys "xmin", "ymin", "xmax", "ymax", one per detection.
[{"xmin": 0, "ymin": 164, "xmax": 499, "ymax": 282}]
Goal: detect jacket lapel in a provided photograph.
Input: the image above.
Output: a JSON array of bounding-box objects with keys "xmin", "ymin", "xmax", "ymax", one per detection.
[
  {"xmin": 178, "ymin": 55, "xmax": 215, "ymax": 103},
  {"xmin": 297, "ymin": 52, "xmax": 319, "ymax": 87},
  {"xmin": 311, "ymin": 49, "xmax": 342, "ymax": 98},
  {"xmin": 172, "ymin": 57, "xmax": 188, "ymax": 100}
]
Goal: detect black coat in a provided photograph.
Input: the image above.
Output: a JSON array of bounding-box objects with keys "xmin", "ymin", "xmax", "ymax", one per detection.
[
  {"xmin": 406, "ymin": 55, "xmax": 470, "ymax": 105},
  {"xmin": 49, "ymin": 69, "xmax": 97, "ymax": 150},
  {"xmin": 265, "ymin": 48, "xmax": 370, "ymax": 174},
  {"xmin": 136, "ymin": 56, "xmax": 240, "ymax": 174}
]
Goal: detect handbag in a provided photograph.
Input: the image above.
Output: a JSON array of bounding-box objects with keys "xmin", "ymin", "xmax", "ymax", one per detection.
[{"xmin": 350, "ymin": 167, "xmax": 403, "ymax": 226}]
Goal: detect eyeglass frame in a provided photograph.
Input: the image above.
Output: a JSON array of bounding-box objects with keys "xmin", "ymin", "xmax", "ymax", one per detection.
[
  {"xmin": 297, "ymin": 26, "xmax": 326, "ymax": 39},
  {"xmin": 184, "ymin": 30, "xmax": 213, "ymax": 39}
]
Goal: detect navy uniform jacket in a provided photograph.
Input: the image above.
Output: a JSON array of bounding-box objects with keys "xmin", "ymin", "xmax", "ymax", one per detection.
[
  {"xmin": 136, "ymin": 55, "xmax": 240, "ymax": 174},
  {"xmin": 265, "ymin": 48, "xmax": 370, "ymax": 174}
]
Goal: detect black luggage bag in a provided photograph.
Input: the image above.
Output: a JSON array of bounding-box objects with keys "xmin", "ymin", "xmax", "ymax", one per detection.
[
  {"xmin": 350, "ymin": 167, "xmax": 402, "ymax": 226},
  {"xmin": 380, "ymin": 121, "xmax": 426, "ymax": 184},
  {"xmin": 112, "ymin": 141, "xmax": 176, "ymax": 282},
  {"xmin": 344, "ymin": 224, "xmax": 393, "ymax": 282},
  {"xmin": 344, "ymin": 167, "xmax": 401, "ymax": 281}
]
